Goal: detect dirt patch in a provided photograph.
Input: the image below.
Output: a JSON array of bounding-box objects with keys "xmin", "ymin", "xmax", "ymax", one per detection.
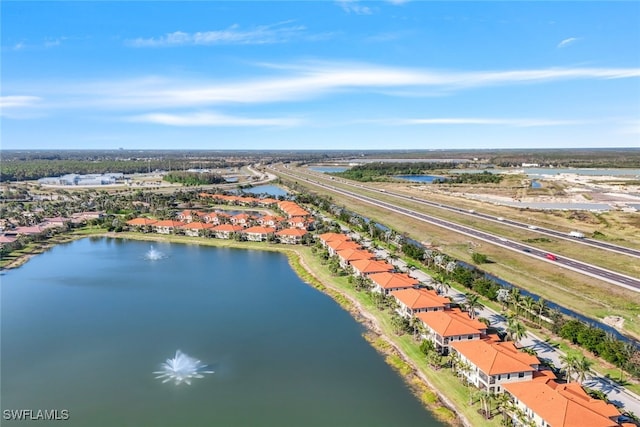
[{"xmin": 603, "ymin": 315, "xmax": 625, "ymax": 329}]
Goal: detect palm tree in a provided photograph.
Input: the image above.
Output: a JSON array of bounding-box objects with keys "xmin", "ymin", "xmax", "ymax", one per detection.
[
  {"xmin": 506, "ymin": 316, "xmax": 527, "ymax": 345},
  {"xmin": 534, "ymin": 298, "xmax": 548, "ymax": 326},
  {"xmin": 509, "ymin": 288, "xmax": 522, "ymax": 316},
  {"xmin": 495, "ymin": 392, "xmax": 514, "ymax": 424},
  {"xmin": 478, "ymin": 390, "xmax": 494, "ymax": 419},
  {"xmin": 574, "ymin": 355, "xmax": 594, "ymax": 384},
  {"xmin": 465, "ymin": 293, "xmax": 482, "ymax": 319},
  {"xmin": 522, "ymin": 296, "xmax": 535, "ymax": 321},
  {"xmin": 560, "ymin": 353, "xmax": 578, "ymax": 382}
]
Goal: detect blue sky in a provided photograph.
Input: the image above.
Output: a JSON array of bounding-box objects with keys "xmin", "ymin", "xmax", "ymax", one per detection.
[{"xmin": 1, "ymin": 1, "xmax": 639, "ymax": 150}]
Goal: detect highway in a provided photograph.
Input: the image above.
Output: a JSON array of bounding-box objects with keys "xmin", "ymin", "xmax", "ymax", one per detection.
[
  {"xmin": 271, "ymin": 165, "xmax": 640, "ymax": 292},
  {"xmin": 297, "ymin": 167, "xmax": 640, "ymax": 259}
]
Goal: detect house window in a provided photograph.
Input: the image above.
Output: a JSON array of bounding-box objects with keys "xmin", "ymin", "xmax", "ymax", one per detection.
[
  {"xmin": 518, "ymin": 372, "xmax": 525, "ymax": 378},
  {"xmin": 467, "ymin": 335, "xmax": 473, "ymax": 339},
  {"xmin": 507, "ymin": 374, "xmax": 511, "ymax": 379},
  {"xmin": 497, "ymin": 375, "xmax": 501, "ymax": 380}
]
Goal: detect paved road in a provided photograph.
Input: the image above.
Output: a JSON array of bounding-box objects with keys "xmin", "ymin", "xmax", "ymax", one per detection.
[
  {"xmin": 273, "ymin": 166, "xmax": 640, "ymax": 292},
  {"xmin": 358, "ymin": 234, "xmax": 640, "ymax": 416},
  {"xmin": 298, "ymin": 166, "xmax": 640, "ymax": 260}
]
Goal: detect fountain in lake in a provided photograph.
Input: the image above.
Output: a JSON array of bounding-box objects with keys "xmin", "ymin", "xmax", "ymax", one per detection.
[
  {"xmin": 154, "ymin": 350, "xmax": 214, "ymax": 385},
  {"xmin": 144, "ymin": 245, "xmax": 165, "ymax": 261}
]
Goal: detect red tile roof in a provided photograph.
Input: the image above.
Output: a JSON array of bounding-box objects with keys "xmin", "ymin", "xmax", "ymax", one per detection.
[
  {"xmin": 318, "ymin": 232, "xmax": 350, "ymax": 244},
  {"xmin": 126, "ymin": 217, "xmax": 158, "ymax": 226},
  {"xmin": 503, "ymin": 377, "xmax": 622, "ymax": 427},
  {"xmin": 451, "ymin": 340, "xmax": 539, "ymax": 375},
  {"xmin": 368, "ymin": 272, "xmax": 418, "ymax": 289},
  {"xmin": 336, "ymin": 248, "xmax": 375, "ymax": 262},
  {"xmin": 350, "ymin": 259, "xmax": 395, "ymax": 275},
  {"xmin": 275, "ymin": 228, "xmax": 308, "ymax": 236},
  {"xmin": 417, "ymin": 308, "xmax": 487, "ymax": 337},
  {"xmin": 391, "ymin": 288, "xmax": 450, "ymax": 310},
  {"xmin": 212, "ymin": 224, "xmax": 244, "ymax": 232}
]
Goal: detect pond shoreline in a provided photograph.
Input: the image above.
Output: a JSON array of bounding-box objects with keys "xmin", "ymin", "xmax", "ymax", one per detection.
[{"xmin": 3, "ymin": 231, "xmax": 468, "ymax": 426}]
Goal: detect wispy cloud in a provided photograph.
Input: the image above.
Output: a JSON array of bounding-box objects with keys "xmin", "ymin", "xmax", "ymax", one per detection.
[
  {"xmin": 128, "ymin": 111, "xmax": 302, "ymax": 127},
  {"xmin": 10, "ymin": 62, "xmax": 640, "ymax": 116},
  {"xmin": 389, "ymin": 117, "xmax": 583, "ymax": 127},
  {"xmin": 557, "ymin": 37, "xmax": 580, "ymax": 48},
  {"xmin": 336, "ymin": 0, "xmax": 373, "ymax": 15},
  {"xmin": 127, "ymin": 22, "xmax": 306, "ymax": 47},
  {"xmin": 0, "ymin": 95, "xmax": 43, "ymax": 118}
]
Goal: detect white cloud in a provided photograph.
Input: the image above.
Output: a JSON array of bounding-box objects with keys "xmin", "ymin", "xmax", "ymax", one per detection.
[
  {"xmin": 128, "ymin": 111, "xmax": 302, "ymax": 127},
  {"xmin": 127, "ymin": 22, "xmax": 306, "ymax": 47},
  {"xmin": 336, "ymin": 0, "xmax": 373, "ymax": 15},
  {"xmin": 10, "ymin": 62, "xmax": 640, "ymax": 118},
  {"xmin": 557, "ymin": 37, "xmax": 580, "ymax": 48},
  {"xmin": 0, "ymin": 95, "xmax": 42, "ymax": 109},
  {"xmin": 390, "ymin": 117, "xmax": 583, "ymax": 127}
]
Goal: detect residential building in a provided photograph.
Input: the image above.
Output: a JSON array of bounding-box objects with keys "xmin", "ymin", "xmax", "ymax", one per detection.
[
  {"xmin": 368, "ymin": 272, "xmax": 418, "ymax": 295},
  {"xmin": 450, "ymin": 340, "xmax": 540, "ymax": 393},
  {"xmin": 243, "ymin": 226, "xmax": 276, "ymax": 242},
  {"xmin": 503, "ymin": 373, "xmax": 628, "ymax": 427},
  {"xmin": 350, "ymin": 259, "xmax": 395, "ymax": 277},
  {"xmin": 391, "ymin": 288, "xmax": 451, "ymax": 317},
  {"xmin": 275, "ymin": 228, "xmax": 308, "ymax": 244},
  {"xmin": 416, "ymin": 308, "xmax": 488, "ymax": 355}
]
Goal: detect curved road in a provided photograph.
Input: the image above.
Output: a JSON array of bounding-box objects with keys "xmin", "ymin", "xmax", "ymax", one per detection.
[{"xmin": 271, "ymin": 165, "xmax": 640, "ymax": 293}]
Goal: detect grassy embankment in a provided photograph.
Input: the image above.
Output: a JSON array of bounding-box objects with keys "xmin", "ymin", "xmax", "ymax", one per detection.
[{"xmin": 281, "ymin": 171, "xmax": 640, "ymax": 341}]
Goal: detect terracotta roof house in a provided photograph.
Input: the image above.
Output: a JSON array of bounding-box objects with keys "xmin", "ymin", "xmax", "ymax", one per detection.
[
  {"xmin": 318, "ymin": 232, "xmax": 350, "ymax": 247},
  {"xmin": 326, "ymin": 239, "xmax": 361, "ymax": 256},
  {"xmin": 451, "ymin": 340, "xmax": 540, "ymax": 393},
  {"xmin": 230, "ymin": 213, "xmax": 254, "ymax": 227},
  {"xmin": 416, "ymin": 308, "xmax": 488, "ymax": 354},
  {"xmin": 368, "ymin": 272, "xmax": 418, "ymax": 295},
  {"xmin": 391, "ymin": 288, "xmax": 451, "ymax": 317},
  {"xmin": 275, "ymin": 228, "xmax": 308, "ymax": 244},
  {"xmin": 179, "ymin": 222, "xmax": 214, "ymax": 237},
  {"xmin": 258, "ymin": 198, "xmax": 279, "ymax": 206},
  {"xmin": 176, "ymin": 210, "xmax": 205, "ymax": 222},
  {"xmin": 288, "ymin": 215, "xmax": 313, "ymax": 230},
  {"xmin": 42, "ymin": 217, "xmax": 72, "ymax": 228},
  {"xmin": 336, "ymin": 248, "xmax": 375, "ymax": 268},
  {"xmin": 257, "ymin": 215, "xmax": 283, "ymax": 227},
  {"xmin": 152, "ymin": 220, "xmax": 186, "ymax": 234},
  {"xmin": 0, "ymin": 234, "xmax": 18, "ymax": 247},
  {"xmin": 503, "ymin": 375, "xmax": 627, "ymax": 427},
  {"xmin": 12, "ymin": 225, "xmax": 48, "ymax": 236},
  {"xmin": 126, "ymin": 217, "xmax": 158, "ymax": 228},
  {"xmin": 211, "ymin": 224, "xmax": 244, "ymax": 239},
  {"xmin": 242, "ymin": 226, "xmax": 276, "ymax": 242},
  {"xmin": 351, "ymin": 259, "xmax": 395, "ymax": 277}
]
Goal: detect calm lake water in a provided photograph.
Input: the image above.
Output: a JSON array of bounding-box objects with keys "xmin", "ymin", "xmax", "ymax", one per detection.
[
  {"xmin": 239, "ymin": 184, "xmax": 288, "ymax": 197},
  {"xmin": 308, "ymin": 166, "xmax": 348, "ymax": 173},
  {"xmin": 1, "ymin": 238, "xmax": 443, "ymax": 427},
  {"xmin": 395, "ymin": 175, "xmax": 445, "ymax": 183}
]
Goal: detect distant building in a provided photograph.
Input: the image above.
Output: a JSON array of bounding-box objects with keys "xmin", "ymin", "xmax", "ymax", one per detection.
[{"xmin": 38, "ymin": 173, "xmax": 125, "ymax": 186}]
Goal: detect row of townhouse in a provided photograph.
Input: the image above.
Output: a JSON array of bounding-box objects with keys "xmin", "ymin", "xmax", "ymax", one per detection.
[
  {"xmin": 126, "ymin": 200, "xmax": 313, "ymax": 244},
  {"xmin": 318, "ymin": 231, "xmax": 631, "ymax": 427},
  {"xmin": 126, "ymin": 218, "xmax": 310, "ymax": 244},
  {"xmin": 196, "ymin": 193, "xmax": 315, "ymax": 230},
  {"xmin": 1, "ymin": 213, "xmax": 105, "ymax": 249}
]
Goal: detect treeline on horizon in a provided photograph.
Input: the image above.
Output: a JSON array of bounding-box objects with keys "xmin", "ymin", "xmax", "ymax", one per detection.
[
  {"xmin": 162, "ymin": 171, "xmax": 226, "ymax": 186},
  {"xmin": 333, "ymin": 162, "xmax": 459, "ymax": 182},
  {"xmin": 0, "ymin": 159, "xmax": 235, "ymax": 182}
]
